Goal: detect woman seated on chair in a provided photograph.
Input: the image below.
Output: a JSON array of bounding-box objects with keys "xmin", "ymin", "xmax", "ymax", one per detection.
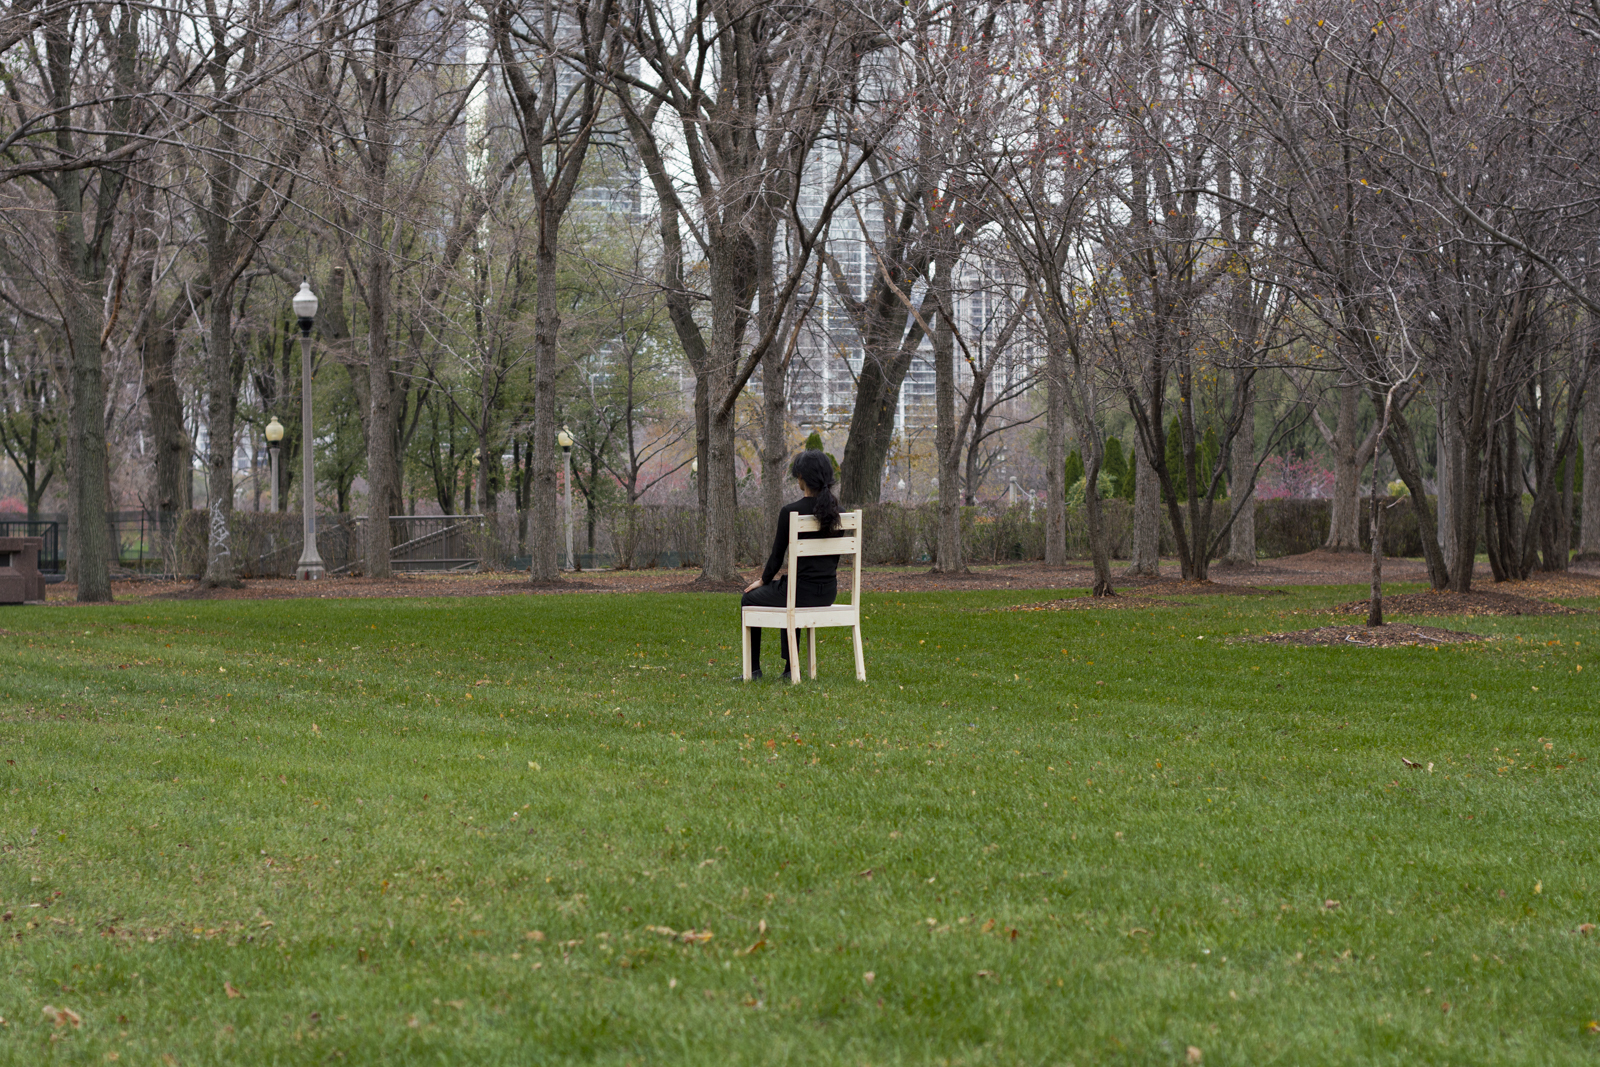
[{"xmin": 740, "ymin": 450, "xmax": 841, "ymax": 681}]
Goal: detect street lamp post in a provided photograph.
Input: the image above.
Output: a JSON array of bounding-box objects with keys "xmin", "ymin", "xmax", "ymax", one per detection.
[
  {"xmin": 292, "ymin": 281, "xmax": 325, "ymax": 580},
  {"xmin": 558, "ymin": 427, "xmax": 574, "ymax": 571},
  {"xmin": 265, "ymin": 416, "xmax": 284, "ymax": 512}
]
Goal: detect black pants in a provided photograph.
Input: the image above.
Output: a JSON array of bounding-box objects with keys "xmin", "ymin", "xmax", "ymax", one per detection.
[{"xmin": 741, "ymin": 578, "xmax": 836, "ymax": 669}]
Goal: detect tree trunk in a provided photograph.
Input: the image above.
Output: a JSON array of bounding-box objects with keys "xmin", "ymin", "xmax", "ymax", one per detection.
[
  {"xmin": 700, "ymin": 249, "xmax": 748, "ymax": 582},
  {"xmin": 1367, "ymin": 452, "xmax": 1384, "ymax": 626},
  {"xmin": 1435, "ymin": 404, "xmax": 1457, "ymax": 563},
  {"xmin": 141, "ymin": 309, "xmax": 190, "ymax": 542},
  {"xmin": 1382, "ymin": 402, "xmax": 1450, "ymax": 590},
  {"xmin": 694, "ymin": 373, "xmax": 709, "ymax": 515},
  {"xmin": 62, "ymin": 279, "xmax": 113, "ymax": 602},
  {"xmin": 1128, "ymin": 429, "xmax": 1160, "ymax": 575},
  {"xmin": 1043, "ymin": 345, "xmax": 1067, "ymax": 567},
  {"xmin": 931, "ymin": 256, "xmax": 963, "ymax": 573},
  {"xmin": 1581, "ymin": 394, "xmax": 1600, "ymax": 559},
  {"xmin": 364, "ymin": 238, "xmax": 396, "ymax": 579},
  {"xmin": 838, "ymin": 354, "xmax": 902, "ymax": 507},
  {"xmin": 360, "ymin": 0, "xmax": 398, "ymax": 580},
  {"xmin": 202, "ymin": 278, "xmax": 240, "ymax": 587},
  {"xmin": 1447, "ymin": 394, "xmax": 1485, "ymax": 592},
  {"xmin": 528, "ymin": 239, "xmax": 562, "ymax": 581},
  {"xmin": 1325, "ymin": 379, "xmax": 1363, "ymax": 550},
  {"xmin": 760, "ymin": 268, "xmax": 788, "ymax": 531},
  {"xmin": 1226, "ymin": 370, "xmax": 1255, "ymax": 565}
]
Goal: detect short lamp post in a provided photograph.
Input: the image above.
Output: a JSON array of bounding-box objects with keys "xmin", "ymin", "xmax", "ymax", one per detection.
[
  {"xmin": 292, "ymin": 281, "xmax": 325, "ymax": 580},
  {"xmin": 264, "ymin": 416, "xmax": 284, "ymax": 512},
  {"xmin": 557, "ymin": 427, "xmax": 574, "ymax": 571}
]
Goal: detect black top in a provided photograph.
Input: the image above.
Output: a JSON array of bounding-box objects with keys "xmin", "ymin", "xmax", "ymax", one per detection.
[{"xmin": 761, "ymin": 497, "xmax": 839, "ymax": 590}]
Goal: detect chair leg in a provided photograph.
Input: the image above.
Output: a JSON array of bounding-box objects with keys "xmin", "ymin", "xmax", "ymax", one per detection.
[
  {"xmin": 808, "ymin": 627, "xmax": 817, "ymax": 679},
  {"xmin": 741, "ymin": 620, "xmax": 751, "ymax": 680},
  {"xmin": 787, "ymin": 626, "xmax": 801, "ymax": 683},
  {"xmin": 853, "ymin": 623, "xmax": 866, "ymax": 681}
]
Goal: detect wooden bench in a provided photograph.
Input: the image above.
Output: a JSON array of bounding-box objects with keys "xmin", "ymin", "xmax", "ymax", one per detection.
[{"xmin": 741, "ymin": 510, "xmax": 865, "ymax": 684}]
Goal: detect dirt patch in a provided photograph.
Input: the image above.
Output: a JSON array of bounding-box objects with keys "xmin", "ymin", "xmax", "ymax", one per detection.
[
  {"xmin": 658, "ymin": 578, "xmax": 750, "ymax": 593},
  {"xmin": 1246, "ymin": 624, "xmax": 1486, "ymax": 647},
  {"xmin": 489, "ymin": 579, "xmax": 604, "ymax": 593},
  {"xmin": 1334, "ymin": 590, "xmax": 1584, "ymax": 617},
  {"xmin": 1002, "ymin": 579, "xmax": 1286, "ymax": 612},
  {"xmin": 862, "ymin": 564, "xmax": 1095, "ymax": 593},
  {"xmin": 1001, "ymin": 594, "xmax": 1169, "ymax": 612},
  {"xmin": 1117, "ymin": 577, "xmax": 1286, "ymax": 597}
]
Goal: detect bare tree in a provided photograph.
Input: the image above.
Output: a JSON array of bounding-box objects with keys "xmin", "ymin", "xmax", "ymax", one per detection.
[
  {"xmin": 614, "ymin": 0, "xmax": 892, "ymax": 580},
  {"xmin": 490, "ymin": 0, "xmax": 617, "ymax": 580}
]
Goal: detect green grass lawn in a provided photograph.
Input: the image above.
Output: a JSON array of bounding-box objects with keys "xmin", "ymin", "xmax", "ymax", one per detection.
[{"xmin": 0, "ymin": 582, "xmax": 1597, "ymax": 1065}]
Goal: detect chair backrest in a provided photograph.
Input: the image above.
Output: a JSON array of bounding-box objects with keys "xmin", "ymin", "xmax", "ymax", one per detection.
[{"xmin": 786, "ymin": 510, "xmax": 863, "ymax": 610}]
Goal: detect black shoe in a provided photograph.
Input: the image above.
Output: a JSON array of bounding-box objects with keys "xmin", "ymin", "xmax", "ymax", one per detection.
[
  {"xmin": 775, "ymin": 665, "xmax": 800, "ymax": 684},
  {"xmin": 735, "ymin": 668, "xmax": 762, "ymax": 682}
]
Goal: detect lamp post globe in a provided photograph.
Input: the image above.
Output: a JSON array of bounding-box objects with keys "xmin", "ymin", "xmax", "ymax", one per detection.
[
  {"xmin": 265, "ymin": 417, "xmax": 284, "ymax": 513},
  {"xmin": 291, "ymin": 281, "xmax": 324, "ymax": 579},
  {"xmin": 292, "ymin": 280, "xmax": 319, "ymax": 326}
]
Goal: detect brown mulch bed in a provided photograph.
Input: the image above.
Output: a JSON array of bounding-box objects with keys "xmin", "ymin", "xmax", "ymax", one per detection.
[
  {"xmin": 490, "ymin": 578, "xmax": 604, "ymax": 593},
  {"xmin": 658, "ymin": 578, "xmax": 750, "ymax": 593},
  {"xmin": 1116, "ymin": 577, "xmax": 1286, "ymax": 597},
  {"xmin": 1334, "ymin": 589, "xmax": 1585, "ymax": 617},
  {"xmin": 1001, "ymin": 578, "xmax": 1286, "ymax": 612},
  {"xmin": 36, "ymin": 555, "xmax": 1600, "ymax": 604},
  {"xmin": 1515, "ymin": 571, "xmax": 1600, "ymax": 600},
  {"xmin": 1001, "ymin": 594, "xmax": 1167, "ymax": 612},
  {"xmin": 1246, "ymin": 624, "xmax": 1486, "ymax": 647}
]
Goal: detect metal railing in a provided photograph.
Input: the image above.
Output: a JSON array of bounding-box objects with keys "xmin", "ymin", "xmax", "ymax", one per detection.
[
  {"xmin": 388, "ymin": 515, "xmax": 487, "ymax": 572},
  {"xmin": 0, "ymin": 520, "xmax": 61, "ymax": 573}
]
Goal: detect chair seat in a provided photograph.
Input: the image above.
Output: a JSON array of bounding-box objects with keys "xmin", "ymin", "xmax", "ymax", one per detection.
[{"xmin": 741, "ymin": 603, "xmax": 857, "ymax": 627}]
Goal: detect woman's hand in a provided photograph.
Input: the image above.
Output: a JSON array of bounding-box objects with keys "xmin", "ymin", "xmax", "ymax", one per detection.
[{"xmin": 743, "ymin": 578, "xmax": 763, "ymax": 593}]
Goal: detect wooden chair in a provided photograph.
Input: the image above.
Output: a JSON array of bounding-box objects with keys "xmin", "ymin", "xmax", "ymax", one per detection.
[{"xmin": 741, "ymin": 510, "xmax": 865, "ymax": 684}]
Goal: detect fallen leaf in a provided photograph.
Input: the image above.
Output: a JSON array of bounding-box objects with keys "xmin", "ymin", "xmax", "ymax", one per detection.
[
  {"xmin": 407, "ymin": 1015, "xmax": 420, "ymax": 1029},
  {"xmin": 1187, "ymin": 1047, "xmax": 1203, "ymax": 1065},
  {"xmin": 41, "ymin": 1005, "xmax": 81, "ymax": 1028},
  {"xmin": 1578, "ymin": 923, "xmax": 1595, "ymax": 935},
  {"xmin": 525, "ymin": 930, "xmax": 545, "ymax": 942},
  {"xmin": 1441, "ymin": 1002, "xmax": 1451, "ymax": 1013},
  {"xmin": 1585, "ymin": 1020, "xmax": 1600, "ymax": 1035},
  {"xmin": 1324, "ymin": 900, "xmax": 1341, "ymax": 910},
  {"xmin": 1401, "ymin": 758, "xmax": 1422, "ymax": 769},
  {"xmin": 446, "ymin": 1000, "xmax": 465, "ymax": 1010},
  {"xmin": 862, "ymin": 971, "xmax": 875, "ymax": 984},
  {"xmin": 975, "ymin": 969, "xmax": 994, "ymax": 979},
  {"xmin": 224, "ymin": 981, "xmax": 245, "ymax": 999},
  {"xmin": 855, "ymin": 869, "xmax": 873, "ymax": 879},
  {"xmin": 1535, "ymin": 881, "xmax": 1543, "ymax": 895}
]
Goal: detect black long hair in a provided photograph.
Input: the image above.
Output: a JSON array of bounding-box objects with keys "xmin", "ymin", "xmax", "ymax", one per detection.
[{"xmin": 791, "ymin": 450, "xmax": 841, "ymax": 533}]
